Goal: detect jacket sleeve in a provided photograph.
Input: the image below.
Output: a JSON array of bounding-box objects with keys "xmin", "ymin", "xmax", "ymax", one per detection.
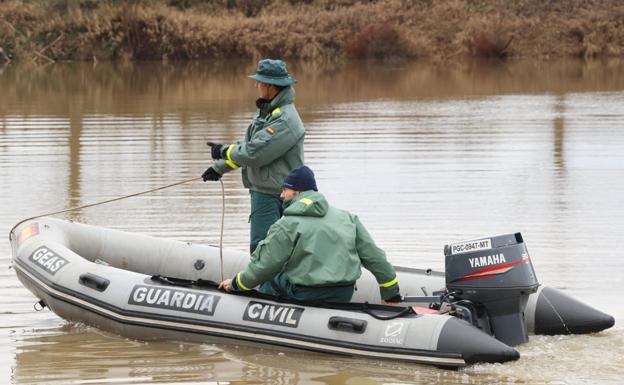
[
  {"xmin": 225, "ymin": 115, "xmax": 303, "ymax": 168},
  {"xmin": 354, "ymin": 215, "xmax": 400, "ymax": 300},
  {"xmin": 211, "ymin": 135, "xmax": 247, "ymax": 176},
  {"xmin": 234, "ymin": 223, "xmax": 295, "ymax": 290},
  {"xmin": 211, "ymin": 158, "xmax": 236, "ymax": 176}
]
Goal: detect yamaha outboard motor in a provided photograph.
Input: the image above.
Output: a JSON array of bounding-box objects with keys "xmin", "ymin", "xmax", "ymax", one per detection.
[{"xmin": 444, "ymin": 233, "xmax": 539, "ymax": 346}]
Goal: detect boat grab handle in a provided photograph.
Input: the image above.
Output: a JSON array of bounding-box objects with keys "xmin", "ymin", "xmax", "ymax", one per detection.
[
  {"xmin": 79, "ymin": 273, "xmax": 110, "ymax": 292},
  {"xmin": 328, "ymin": 316, "xmax": 367, "ymax": 334},
  {"xmin": 150, "ymin": 274, "xmax": 218, "ymax": 288}
]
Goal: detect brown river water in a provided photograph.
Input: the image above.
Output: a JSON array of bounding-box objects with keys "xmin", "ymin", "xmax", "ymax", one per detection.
[{"xmin": 1, "ymin": 59, "xmax": 623, "ymax": 384}]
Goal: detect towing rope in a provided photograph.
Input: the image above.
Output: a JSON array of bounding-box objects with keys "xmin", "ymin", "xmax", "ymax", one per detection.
[
  {"xmin": 9, "ymin": 176, "xmax": 228, "ymax": 283},
  {"xmin": 218, "ymin": 178, "xmax": 225, "ymax": 282}
]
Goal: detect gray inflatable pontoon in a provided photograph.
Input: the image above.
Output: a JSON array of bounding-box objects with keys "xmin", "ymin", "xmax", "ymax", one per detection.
[{"xmin": 10, "ymin": 218, "xmax": 614, "ymax": 368}]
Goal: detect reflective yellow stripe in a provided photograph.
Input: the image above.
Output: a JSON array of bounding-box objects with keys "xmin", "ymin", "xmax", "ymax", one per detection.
[
  {"xmin": 236, "ymin": 273, "xmax": 251, "ymax": 291},
  {"xmin": 299, "ymin": 198, "xmax": 313, "ymax": 206},
  {"xmin": 379, "ymin": 277, "xmax": 398, "ymax": 288},
  {"xmin": 271, "ymin": 107, "xmax": 281, "ymax": 116},
  {"xmin": 225, "ymin": 144, "xmax": 239, "ymax": 170}
]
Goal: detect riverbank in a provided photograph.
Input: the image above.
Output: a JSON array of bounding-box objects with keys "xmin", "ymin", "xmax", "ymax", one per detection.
[{"xmin": 1, "ymin": 0, "xmax": 623, "ymax": 63}]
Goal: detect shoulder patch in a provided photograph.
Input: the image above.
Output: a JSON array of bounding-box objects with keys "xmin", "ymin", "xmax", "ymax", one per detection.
[
  {"xmin": 271, "ymin": 107, "xmax": 281, "ymax": 116},
  {"xmin": 266, "ymin": 127, "xmax": 275, "ymax": 135}
]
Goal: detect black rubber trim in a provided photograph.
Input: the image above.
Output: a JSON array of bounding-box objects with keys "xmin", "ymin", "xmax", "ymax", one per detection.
[
  {"xmin": 534, "ymin": 286, "xmax": 615, "ymax": 335},
  {"xmin": 437, "ymin": 317, "xmax": 519, "ymax": 365},
  {"xmin": 79, "ymin": 273, "xmax": 110, "ymax": 292},
  {"xmin": 14, "ymin": 259, "xmax": 463, "ymax": 366},
  {"xmin": 328, "ymin": 316, "xmax": 367, "ymax": 334}
]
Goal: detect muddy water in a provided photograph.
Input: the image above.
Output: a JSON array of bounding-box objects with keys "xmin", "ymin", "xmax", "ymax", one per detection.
[{"xmin": 1, "ymin": 59, "xmax": 623, "ymax": 384}]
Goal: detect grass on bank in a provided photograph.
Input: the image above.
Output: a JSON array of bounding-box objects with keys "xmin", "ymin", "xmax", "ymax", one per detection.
[{"xmin": 0, "ymin": 0, "xmax": 623, "ymax": 63}]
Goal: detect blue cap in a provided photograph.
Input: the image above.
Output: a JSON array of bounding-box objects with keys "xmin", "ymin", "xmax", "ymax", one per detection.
[
  {"xmin": 249, "ymin": 59, "xmax": 297, "ymax": 86},
  {"xmin": 282, "ymin": 165, "xmax": 317, "ymax": 192}
]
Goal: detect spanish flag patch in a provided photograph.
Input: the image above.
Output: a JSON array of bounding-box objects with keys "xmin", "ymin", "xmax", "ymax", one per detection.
[{"xmin": 267, "ymin": 127, "xmax": 275, "ymax": 135}]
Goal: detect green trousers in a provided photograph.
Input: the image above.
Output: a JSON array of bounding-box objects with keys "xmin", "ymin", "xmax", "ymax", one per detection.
[
  {"xmin": 258, "ymin": 273, "xmax": 355, "ymax": 303},
  {"xmin": 249, "ymin": 190, "xmax": 283, "ymax": 253}
]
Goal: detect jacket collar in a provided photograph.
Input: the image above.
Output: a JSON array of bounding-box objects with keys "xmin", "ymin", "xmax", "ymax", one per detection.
[
  {"xmin": 258, "ymin": 86, "xmax": 295, "ymax": 117},
  {"xmin": 283, "ymin": 190, "xmax": 328, "ymax": 218},
  {"xmin": 271, "ymin": 86, "xmax": 295, "ymax": 108}
]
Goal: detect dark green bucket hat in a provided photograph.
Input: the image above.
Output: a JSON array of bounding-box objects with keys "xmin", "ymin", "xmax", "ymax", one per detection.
[{"xmin": 249, "ymin": 59, "xmax": 297, "ymax": 86}]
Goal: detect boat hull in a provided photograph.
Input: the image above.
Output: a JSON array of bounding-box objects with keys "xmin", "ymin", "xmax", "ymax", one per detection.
[
  {"xmin": 10, "ymin": 217, "xmax": 612, "ymax": 366},
  {"xmin": 13, "ymin": 248, "xmax": 513, "ymax": 368}
]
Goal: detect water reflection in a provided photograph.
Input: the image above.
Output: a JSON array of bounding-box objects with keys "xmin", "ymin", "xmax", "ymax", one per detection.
[
  {"xmin": 553, "ymin": 95, "xmax": 566, "ymax": 175},
  {"xmin": 3, "ymin": 59, "xmax": 624, "ymax": 118},
  {"xmin": 68, "ymin": 105, "xmax": 82, "ymax": 222},
  {"xmin": 552, "ymin": 95, "xmax": 568, "ymax": 223},
  {"xmin": 12, "ymin": 323, "xmax": 624, "ymax": 385},
  {"xmin": 13, "ymin": 325, "xmax": 228, "ymax": 384},
  {"xmin": 12, "ymin": 325, "xmax": 410, "ymax": 385}
]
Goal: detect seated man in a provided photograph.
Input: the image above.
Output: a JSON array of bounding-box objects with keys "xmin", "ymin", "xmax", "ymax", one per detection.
[{"xmin": 219, "ymin": 165, "xmax": 400, "ymax": 303}]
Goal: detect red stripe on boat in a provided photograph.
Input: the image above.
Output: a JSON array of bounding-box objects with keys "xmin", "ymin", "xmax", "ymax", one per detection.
[{"xmin": 456, "ymin": 274, "xmax": 498, "ymax": 282}]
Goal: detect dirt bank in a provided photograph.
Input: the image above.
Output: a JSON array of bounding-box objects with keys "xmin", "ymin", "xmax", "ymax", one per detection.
[{"xmin": 1, "ymin": 0, "xmax": 623, "ymax": 63}]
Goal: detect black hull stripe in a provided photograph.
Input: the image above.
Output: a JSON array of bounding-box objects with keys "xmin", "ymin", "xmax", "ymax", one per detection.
[{"xmin": 14, "ymin": 260, "xmax": 465, "ymax": 367}]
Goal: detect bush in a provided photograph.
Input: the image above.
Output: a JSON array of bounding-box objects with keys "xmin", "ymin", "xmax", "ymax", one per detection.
[
  {"xmin": 470, "ymin": 31, "xmax": 513, "ymax": 58},
  {"xmin": 1, "ymin": 0, "xmax": 623, "ymax": 62},
  {"xmin": 462, "ymin": 15, "xmax": 514, "ymax": 59},
  {"xmin": 346, "ymin": 22, "xmax": 417, "ymax": 59}
]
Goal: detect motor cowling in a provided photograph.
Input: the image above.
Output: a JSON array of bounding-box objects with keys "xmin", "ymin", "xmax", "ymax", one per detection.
[{"xmin": 444, "ymin": 233, "xmax": 539, "ymax": 346}]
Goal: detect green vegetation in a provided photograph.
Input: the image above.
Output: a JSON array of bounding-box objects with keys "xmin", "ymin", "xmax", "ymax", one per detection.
[{"xmin": 1, "ymin": 0, "xmax": 623, "ymax": 63}]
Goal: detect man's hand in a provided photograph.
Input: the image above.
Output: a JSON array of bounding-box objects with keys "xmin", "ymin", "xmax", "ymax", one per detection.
[
  {"xmin": 218, "ymin": 278, "xmax": 233, "ymax": 292},
  {"xmin": 207, "ymin": 142, "xmax": 224, "ymax": 160},
  {"xmin": 201, "ymin": 167, "xmax": 221, "ymax": 182},
  {"xmin": 382, "ymin": 294, "xmax": 402, "ymax": 305}
]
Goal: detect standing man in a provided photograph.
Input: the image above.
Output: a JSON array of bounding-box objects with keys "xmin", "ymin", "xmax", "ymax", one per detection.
[
  {"xmin": 202, "ymin": 59, "xmax": 305, "ymax": 253},
  {"xmin": 218, "ymin": 166, "xmax": 401, "ymax": 304}
]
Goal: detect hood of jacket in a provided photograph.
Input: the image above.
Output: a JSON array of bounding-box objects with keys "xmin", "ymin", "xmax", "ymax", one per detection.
[{"xmin": 283, "ymin": 190, "xmax": 328, "ymax": 218}]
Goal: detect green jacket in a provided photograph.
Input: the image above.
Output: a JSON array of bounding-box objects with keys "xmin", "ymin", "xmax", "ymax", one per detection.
[
  {"xmin": 233, "ymin": 191, "xmax": 400, "ymax": 301},
  {"xmin": 212, "ymin": 87, "xmax": 305, "ymax": 195}
]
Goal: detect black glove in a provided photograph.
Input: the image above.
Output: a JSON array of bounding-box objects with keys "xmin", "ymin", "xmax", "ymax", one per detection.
[
  {"xmin": 383, "ymin": 294, "xmax": 403, "ymax": 304},
  {"xmin": 201, "ymin": 167, "xmax": 222, "ymax": 182},
  {"xmin": 207, "ymin": 142, "xmax": 224, "ymax": 160}
]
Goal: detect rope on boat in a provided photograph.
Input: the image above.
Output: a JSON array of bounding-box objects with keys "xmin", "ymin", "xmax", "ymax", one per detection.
[
  {"xmin": 9, "ymin": 176, "xmax": 228, "ymax": 283},
  {"xmin": 218, "ymin": 178, "xmax": 225, "ymax": 282}
]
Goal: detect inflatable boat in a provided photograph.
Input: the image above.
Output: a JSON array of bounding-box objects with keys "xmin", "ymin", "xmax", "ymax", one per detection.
[{"xmin": 10, "ymin": 217, "xmax": 614, "ymax": 368}]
